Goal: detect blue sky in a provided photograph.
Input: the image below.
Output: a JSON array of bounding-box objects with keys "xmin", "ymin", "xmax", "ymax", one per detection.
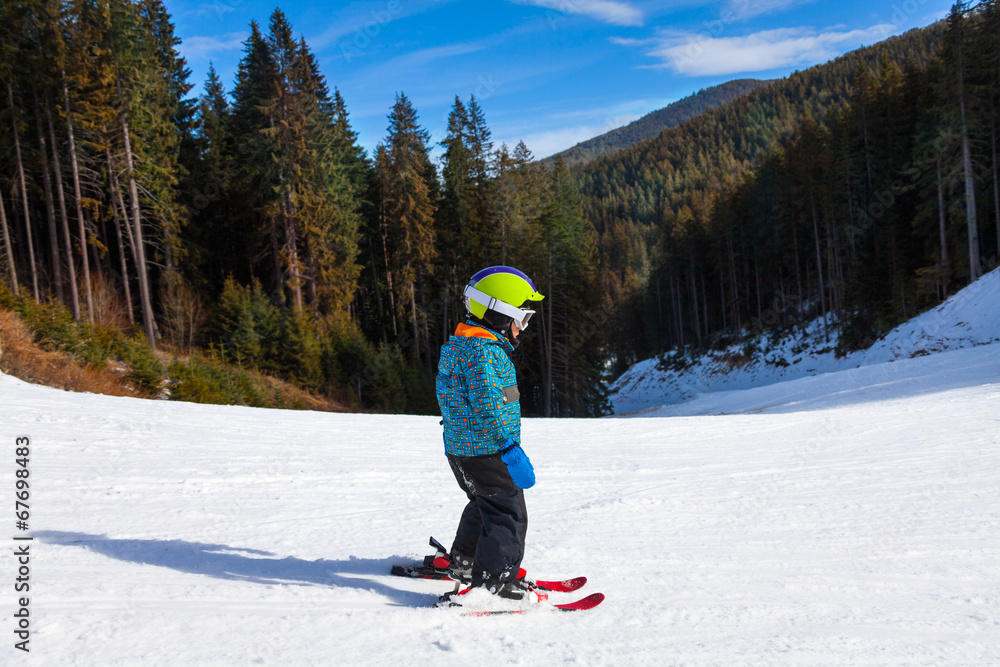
[{"xmin": 167, "ymin": 0, "xmax": 953, "ymax": 160}]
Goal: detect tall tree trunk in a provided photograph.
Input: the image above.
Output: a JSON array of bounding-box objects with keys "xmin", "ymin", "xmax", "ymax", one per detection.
[
  {"xmin": 670, "ymin": 268, "xmax": 684, "ymax": 347},
  {"xmin": 284, "ymin": 196, "xmax": 303, "ymax": 312},
  {"xmin": 727, "ymin": 236, "xmax": 740, "ymax": 331},
  {"xmin": 956, "ymin": 30, "xmax": 981, "ymax": 281},
  {"xmin": 10, "ymin": 83, "xmax": 40, "ymax": 300},
  {"xmin": 442, "ymin": 280, "xmax": 449, "ymax": 345},
  {"xmin": 718, "ymin": 274, "xmax": 727, "ymax": 333},
  {"xmin": 688, "ymin": 255, "xmax": 701, "ymax": 344},
  {"xmin": 62, "ymin": 77, "xmax": 94, "ymax": 323},
  {"xmin": 811, "ymin": 198, "xmax": 829, "ymax": 342},
  {"xmin": 859, "ymin": 76, "xmax": 874, "ymax": 194},
  {"xmin": 419, "ymin": 271, "xmax": 431, "ymax": 371},
  {"xmin": 107, "ymin": 150, "xmax": 134, "ymax": 324},
  {"xmin": 278, "ymin": 82, "xmax": 303, "ymax": 313},
  {"xmin": 0, "ymin": 191, "xmax": 17, "ymax": 295},
  {"xmin": 824, "ymin": 211, "xmax": 838, "ymax": 319},
  {"xmin": 991, "ymin": 102, "xmax": 1000, "ymax": 258},
  {"xmin": 544, "ymin": 246, "xmax": 553, "ymax": 417},
  {"xmin": 117, "ymin": 74, "xmax": 157, "ymax": 348},
  {"xmin": 791, "ymin": 212, "xmax": 803, "ymax": 312},
  {"xmin": 655, "ymin": 272, "xmax": 665, "ymax": 341},
  {"xmin": 368, "ymin": 240, "xmax": 385, "ymax": 343},
  {"xmin": 268, "ymin": 215, "xmax": 285, "ymax": 307},
  {"xmin": 45, "ymin": 95, "xmax": 81, "ymax": 320},
  {"xmin": 753, "ymin": 252, "xmax": 762, "ymax": 324},
  {"xmin": 936, "ymin": 157, "xmax": 950, "ymax": 298},
  {"xmin": 408, "ymin": 277, "xmax": 420, "ymax": 363},
  {"xmin": 306, "ymin": 242, "xmax": 319, "ymax": 312},
  {"xmin": 701, "ymin": 273, "xmax": 709, "ymax": 337},
  {"xmin": 831, "ymin": 219, "xmax": 844, "ymax": 316},
  {"xmin": 379, "ymin": 201, "xmax": 398, "ymax": 337},
  {"xmin": 32, "ymin": 90, "xmax": 64, "ymax": 306}
]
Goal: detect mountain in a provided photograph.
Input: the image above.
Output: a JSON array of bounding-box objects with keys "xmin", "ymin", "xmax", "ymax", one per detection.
[
  {"xmin": 575, "ymin": 20, "xmax": 960, "ymax": 380},
  {"xmin": 544, "ymin": 79, "xmax": 776, "ymax": 167},
  {"xmin": 578, "ymin": 23, "xmax": 945, "ymax": 232}
]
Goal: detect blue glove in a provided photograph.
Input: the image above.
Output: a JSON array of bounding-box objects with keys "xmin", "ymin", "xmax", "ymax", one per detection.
[{"xmin": 501, "ymin": 444, "xmax": 535, "ymax": 489}]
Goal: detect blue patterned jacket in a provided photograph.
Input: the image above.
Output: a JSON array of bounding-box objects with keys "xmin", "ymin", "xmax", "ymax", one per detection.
[{"xmin": 437, "ymin": 321, "xmax": 521, "ymax": 457}]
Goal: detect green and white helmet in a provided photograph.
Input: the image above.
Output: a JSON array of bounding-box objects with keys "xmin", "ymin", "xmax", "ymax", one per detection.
[{"xmin": 464, "ymin": 266, "xmax": 545, "ymax": 330}]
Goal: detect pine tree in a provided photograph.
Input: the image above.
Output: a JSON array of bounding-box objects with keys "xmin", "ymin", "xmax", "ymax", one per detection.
[
  {"xmin": 379, "ymin": 92, "xmax": 437, "ymax": 366},
  {"xmin": 941, "ymin": 2, "xmax": 982, "ymax": 280},
  {"xmin": 535, "ymin": 157, "xmax": 606, "ymax": 416}
]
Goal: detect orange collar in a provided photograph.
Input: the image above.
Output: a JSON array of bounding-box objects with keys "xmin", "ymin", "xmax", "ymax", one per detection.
[{"xmin": 454, "ymin": 322, "xmax": 498, "ymax": 341}]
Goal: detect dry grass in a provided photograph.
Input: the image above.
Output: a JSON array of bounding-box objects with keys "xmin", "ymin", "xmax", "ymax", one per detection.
[
  {"xmin": 0, "ymin": 309, "xmax": 141, "ymax": 397},
  {"xmin": 246, "ymin": 370, "xmax": 349, "ymax": 412},
  {"xmin": 1, "ymin": 305, "xmax": 350, "ymax": 411}
]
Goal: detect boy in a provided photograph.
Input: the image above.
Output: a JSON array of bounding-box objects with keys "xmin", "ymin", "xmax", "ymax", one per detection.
[{"xmin": 435, "ymin": 266, "xmax": 544, "ymax": 603}]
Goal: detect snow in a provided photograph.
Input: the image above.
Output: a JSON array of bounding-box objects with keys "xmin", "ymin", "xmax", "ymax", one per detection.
[
  {"xmin": 610, "ymin": 267, "xmax": 1000, "ymax": 416},
  {"xmin": 2, "ymin": 270, "xmax": 1000, "ymax": 665}
]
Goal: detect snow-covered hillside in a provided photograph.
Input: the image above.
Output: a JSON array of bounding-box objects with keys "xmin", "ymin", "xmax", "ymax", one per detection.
[
  {"xmin": 611, "ymin": 268, "xmax": 1000, "ymax": 415},
  {"xmin": 3, "ymin": 312, "xmax": 1000, "ymax": 664}
]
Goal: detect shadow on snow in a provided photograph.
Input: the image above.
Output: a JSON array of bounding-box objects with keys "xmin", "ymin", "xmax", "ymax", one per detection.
[{"xmin": 34, "ymin": 530, "xmax": 435, "ymax": 608}]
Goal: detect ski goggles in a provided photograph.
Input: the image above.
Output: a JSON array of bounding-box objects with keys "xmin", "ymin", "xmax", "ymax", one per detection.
[{"xmin": 463, "ymin": 284, "xmax": 537, "ymax": 330}]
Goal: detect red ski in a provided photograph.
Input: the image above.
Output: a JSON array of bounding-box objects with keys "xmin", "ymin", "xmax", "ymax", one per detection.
[
  {"xmin": 391, "ymin": 564, "xmax": 587, "ymax": 593},
  {"xmin": 534, "ymin": 576, "xmax": 587, "ymax": 594},
  {"xmin": 392, "ymin": 537, "xmax": 589, "ymax": 594},
  {"xmin": 462, "ymin": 592, "xmax": 605, "ymax": 616}
]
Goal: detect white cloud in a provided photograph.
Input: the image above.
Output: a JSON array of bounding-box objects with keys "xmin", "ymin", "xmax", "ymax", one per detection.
[
  {"xmin": 724, "ymin": 0, "xmax": 814, "ymax": 20},
  {"xmin": 635, "ymin": 24, "xmax": 895, "ymax": 76},
  {"xmin": 178, "ymin": 32, "xmax": 248, "ymax": 61},
  {"xmin": 497, "ymin": 96, "xmax": 678, "ymax": 158},
  {"xmin": 509, "ymin": 0, "xmax": 643, "ymax": 27},
  {"xmin": 608, "ymin": 36, "xmax": 653, "ymax": 47}
]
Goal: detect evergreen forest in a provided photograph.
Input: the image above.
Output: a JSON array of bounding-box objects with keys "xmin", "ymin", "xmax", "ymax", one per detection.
[{"xmin": 1, "ymin": 0, "xmax": 999, "ymax": 416}]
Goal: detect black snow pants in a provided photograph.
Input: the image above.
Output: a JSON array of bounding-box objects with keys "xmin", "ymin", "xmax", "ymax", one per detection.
[{"xmin": 447, "ymin": 451, "xmax": 528, "ymax": 587}]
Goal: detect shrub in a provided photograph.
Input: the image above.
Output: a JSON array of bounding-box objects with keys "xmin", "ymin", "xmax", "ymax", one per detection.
[
  {"xmin": 167, "ymin": 356, "xmax": 264, "ymax": 406},
  {"xmin": 285, "ymin": 309, "xmax": 323, "ymax": 392},
  {"xmin": 210, "ymin": 278, "xmax": 286, "ymax": 372},
  {"xmin": 165, "ymin": 355, "xmax": 341, "ymax": 411},
  {"xmin": 115, "ymin": 334, "xmax": 165, "ymax": 396}
]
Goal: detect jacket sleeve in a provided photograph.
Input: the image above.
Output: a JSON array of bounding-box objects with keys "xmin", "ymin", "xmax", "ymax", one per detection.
[{"xmin": 461, "ymin": 345, "xmax": 512, "ymax": 447}]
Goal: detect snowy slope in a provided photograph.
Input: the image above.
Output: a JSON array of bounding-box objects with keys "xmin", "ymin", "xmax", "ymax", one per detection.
[
  {"xmin": 611, "ymin": 267, "xmax": 1000, "ymax": 415},
  {"xmin": 3, "ymin": 337, "xmax": 1000, "ymax": 664}
]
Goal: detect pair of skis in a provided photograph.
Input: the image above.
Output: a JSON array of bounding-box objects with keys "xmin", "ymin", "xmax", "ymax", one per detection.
[{"xmin": 391, "ymin": 537, "xmax": 604, "ymax": 615}]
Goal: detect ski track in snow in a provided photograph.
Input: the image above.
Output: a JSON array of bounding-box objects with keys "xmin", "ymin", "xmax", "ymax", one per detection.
[{"xmin": 2, "ymin": 272, "xmax": 1000, "ymax": 664}]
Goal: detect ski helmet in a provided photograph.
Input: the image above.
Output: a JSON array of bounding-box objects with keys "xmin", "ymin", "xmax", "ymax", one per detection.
[{"xmin": 464, "ymin": 266, "xmax": 544, "ymax": 331}]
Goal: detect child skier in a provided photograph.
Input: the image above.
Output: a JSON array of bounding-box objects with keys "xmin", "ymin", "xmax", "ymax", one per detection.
[{"xmin": 435, "ymin": 266, "xmax": 544, "ymax": 603}]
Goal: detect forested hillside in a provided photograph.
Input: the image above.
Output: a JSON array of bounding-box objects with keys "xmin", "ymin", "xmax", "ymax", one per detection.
[
  {"xmin": 0, "ymin": 0, "xmax": 602, "ymax": 416},
  {"xmin": 578, "ymin": 4, "xmax": 1000, "ymax": 376},
  {"xmin": 1, "ymin": 0, "xmax": 998, "ymax": 417},
  {"xmin": 546, "ymin": 79, "xmax": 775, "ymax": 167}
]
